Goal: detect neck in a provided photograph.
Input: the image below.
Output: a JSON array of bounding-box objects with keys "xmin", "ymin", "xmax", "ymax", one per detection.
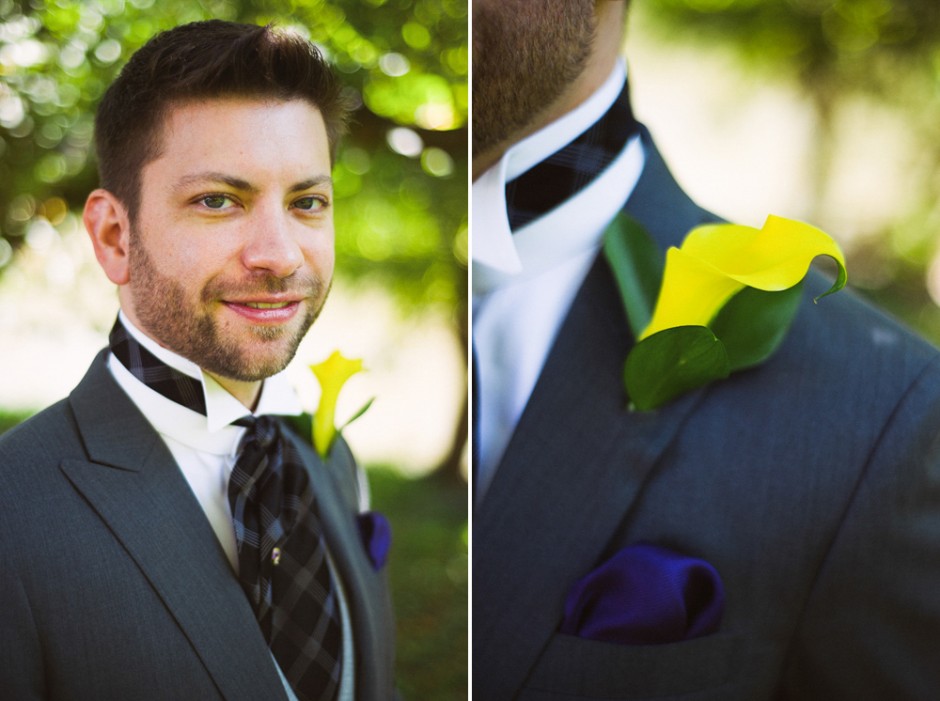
[{"xmin": 207, "ymin": 372, "xmax": 263, "ymax": 411}]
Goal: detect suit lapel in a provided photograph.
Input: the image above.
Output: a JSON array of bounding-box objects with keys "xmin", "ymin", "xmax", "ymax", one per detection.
[
  {"xmin": 288, "ymin": 433, "xmax": 395, "ymax": 701},
  {"xmin": 63, "ymin": 352, "xmax": 288, "ymax": 701},
  {"xmin": 474, "ymin": 130, "xmax": 717, "ymax": 698}
]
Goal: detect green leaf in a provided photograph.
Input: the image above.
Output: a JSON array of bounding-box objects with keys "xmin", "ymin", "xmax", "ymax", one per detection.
[
  {"xmin": 603, "ymin": 213, "xmax": 664, "ymax": 339},
  {"xmin": 711, "ymin": 283, "xmax": 804, "ymax": 372},
  {"xmin": 339, "ymin": 396, "xmax": 376, "ymax": 431},
  {"xmin": 813, "ymin": 257, "xmax": 848, "ymax": 303},
  {"xmin": 625, "ymin": 326, "xmax": 730, "ymax": 411},
  {"xmin": 283, "ymin": 412, "xmax": 313, "ymax": 440}
]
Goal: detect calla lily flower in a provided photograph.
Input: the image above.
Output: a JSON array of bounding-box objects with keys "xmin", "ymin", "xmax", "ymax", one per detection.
[
  {"xmin": 641, "ymin": 215, "xmax": 847, "ymax": 340},
  {"xmin": 604, "ymin": 213, "xmax": 848, "ymax": 410},
  {"xmin": 310, "ymin": 350, "xmax": 365, "ymax": 459}
]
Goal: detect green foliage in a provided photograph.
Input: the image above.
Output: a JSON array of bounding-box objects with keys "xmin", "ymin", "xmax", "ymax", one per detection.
[
  {"xmin": 0, "ymin": 0, "xmax": 467, "ymax": 318},
  {"xmin": 625, "ymin": 325, "xmax": 729, "ymax": 410},
  {"xmin": 639, "ymin": 0, "xmax": 940, "ymax": 88},
  {"xmin": 368, "ymin": 467, "xmax": 467, "ymax": 699},
  {"xmin": 0, "ymin": 408, "xmax": 31, "ymax": 434},
  {"xmin": 711, "ymin": 283, "xmax": 803, "ymax": 370},
  {"xmin": 603, "ymin": 213, "xmax": 664, "ymax": 339}
]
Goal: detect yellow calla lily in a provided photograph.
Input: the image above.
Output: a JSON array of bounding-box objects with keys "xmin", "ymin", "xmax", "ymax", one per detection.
[
  {"xmin": 641, "ymin": 215, "xmax": 846, "ymax": 340},
  {"xmin": 310, "ymin": 350, "xmax": 364, "ymax": 459}
]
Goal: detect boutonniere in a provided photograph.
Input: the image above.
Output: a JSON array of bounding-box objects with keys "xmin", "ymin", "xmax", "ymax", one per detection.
[
  {"xmin": 603, "ymin": 213, "xmax": 847, "ymax": 410},
  {"xmin": 309, "ymin": 350, "xmax": 374, "ymax": 459},
  {"xmin": 308, "ymin": 352, "xmax": 390, "ymax": 571}
]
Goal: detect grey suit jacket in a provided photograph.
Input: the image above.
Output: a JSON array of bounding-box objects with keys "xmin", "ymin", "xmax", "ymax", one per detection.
[
  {"xmin": 0, "ymin": 350, "xmax": 396, "ymax": 700},
  {"xmin": 473, "ymin": 129, "xmax": 940, "ymax": 699}
]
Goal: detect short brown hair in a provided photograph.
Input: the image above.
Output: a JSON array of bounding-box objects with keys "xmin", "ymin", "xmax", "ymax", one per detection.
[{"xmin": 94, "ymin": 20, "xmax": 349, "ymax": 217}]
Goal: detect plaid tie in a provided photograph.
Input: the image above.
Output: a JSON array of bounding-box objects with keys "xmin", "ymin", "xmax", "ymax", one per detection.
[
  {"xmin": 505, "ymin": 80, "xmax": 638, "ymax": 231},
  {"xmin": 109, "ymin": 318, "xmax": 207, "ymax": 415},
  {"xmin": 229, "ymin": 416, "xmax": 343, "ymax": 701},
  {"xmin": 108, "ymin": 317, "xmax": 343, "ymax": 701}
]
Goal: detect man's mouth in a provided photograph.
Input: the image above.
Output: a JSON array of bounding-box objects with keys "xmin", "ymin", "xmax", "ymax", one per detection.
[
  {"xmin": 243, "ymin": 301, "xmax": 294, "ymax": 309},
  {"xmin": 223, "ymin": 298, "xmax": 303, "ymax": 323}
]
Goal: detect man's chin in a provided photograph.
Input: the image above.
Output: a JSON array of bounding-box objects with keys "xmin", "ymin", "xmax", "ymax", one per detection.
[
  {"xmin": 190, "ymin": 324, "xmax": 302, "ymax": 381},
  {"xmin": 207, "ymin": 355, "xmax": 293, "ymax": 384},
  {"xmin": 233, "ymin": 339, "xmax": 304, "ymax": 379},
  {"xmin": 189, "ymin": 301, "xmax": 319, "ymax": 382}
]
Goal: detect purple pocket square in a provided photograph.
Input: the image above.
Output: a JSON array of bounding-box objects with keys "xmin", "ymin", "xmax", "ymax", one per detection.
[
  {"xmin": 561, "ymin": 543, "xmax": 724, "ymax": 645},
  {"xmin": 356, "ymin": 511, "xmax": 392, "ymax": 571}
]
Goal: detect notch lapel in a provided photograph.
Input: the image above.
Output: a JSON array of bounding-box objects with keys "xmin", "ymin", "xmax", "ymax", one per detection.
[
  {"xmin": 473, "ymin": 130, "xmax": 717, "ymax": 698},
  {"xmin": 287, "ymin": 433, "xmax": 396, "ymax": 701},
  {"xmin": 64, "ymin": 352, "xmax": 288, "ymax": 701}
]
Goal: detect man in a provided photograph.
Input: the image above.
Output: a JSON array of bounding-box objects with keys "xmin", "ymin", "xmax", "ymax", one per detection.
[
  {"xmin": 473, "ymin": 1, "xmax": 940, "ymax": 699},
  {"xmin": 0, "ymin": 21, "xmax": 395, "ymax": 701}
]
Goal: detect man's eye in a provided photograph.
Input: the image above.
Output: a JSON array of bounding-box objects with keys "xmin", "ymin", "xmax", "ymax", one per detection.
[
  {"xmin": 293, "ymin": 196, "xmax": 327, "ymax": 212},
  {"xmin": 199, "ymin": 194, "xmax": 234, "ymax": 210}
]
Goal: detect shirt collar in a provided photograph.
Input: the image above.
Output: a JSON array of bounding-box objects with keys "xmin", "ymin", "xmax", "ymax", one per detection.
[
  {"xmin": 110, "ymin": 310, "xmax": 304, "ymax": 456},
  {"xmin": 473, "ymin": 60, "xmax": 644, "ymax": 295},
  {"xmin": 504, "ymin": 60, "xmax": 628, "ymax": 184}
]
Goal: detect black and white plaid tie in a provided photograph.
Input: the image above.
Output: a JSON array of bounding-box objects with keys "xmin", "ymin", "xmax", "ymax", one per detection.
[
  {"xmin": 108, "ymin": 317, "xmax": 343, "ymax": 701},
  {"xmin": 109, "ymin": 318, "xmax": 207, "ymax": 414},
  {"xmin": 229, "ymin": 415, "xmax": 343, "ymax": 701},
  {"xmin": 505, "ymin": 80, "xmax": 639, "ymax": 231}
]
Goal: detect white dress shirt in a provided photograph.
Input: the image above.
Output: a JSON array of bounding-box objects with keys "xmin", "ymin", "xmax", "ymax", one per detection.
[
  {"xmin": 108, "ymin": 311, "xmax": 355, "ymax": 700},
  {"xmin": 473, "ymin": 60, "xmax": 646, "ymax": 502}
]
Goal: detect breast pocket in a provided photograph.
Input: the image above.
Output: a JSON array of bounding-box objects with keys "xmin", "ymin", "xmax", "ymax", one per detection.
[{"xmin": 518, "ymin": 630, "xmax": 740, "ymax": 701}]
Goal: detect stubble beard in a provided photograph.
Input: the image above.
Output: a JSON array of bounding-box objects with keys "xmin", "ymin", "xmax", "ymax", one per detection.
[
  {"xmin": 472, "ymin": 0, "xmax": 597, "ymax": 157},
  {"xmin": 128, "ymin": 238, "xmax": 329, "ymax": 382}
]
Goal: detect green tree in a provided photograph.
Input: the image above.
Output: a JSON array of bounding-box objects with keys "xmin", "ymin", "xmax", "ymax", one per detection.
[{"xmin": 0, "ymin": 0, "xmax": 469, "ymax": 474}]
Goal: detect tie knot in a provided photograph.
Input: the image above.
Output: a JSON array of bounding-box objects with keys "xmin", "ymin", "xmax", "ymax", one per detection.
[
  {"xmin": 236, "ymin": 415, "xmax": 280, "ymax": 452},
  {"xmin": 232, "ymin": 416, "xmax": 280, "ymax": 451}
]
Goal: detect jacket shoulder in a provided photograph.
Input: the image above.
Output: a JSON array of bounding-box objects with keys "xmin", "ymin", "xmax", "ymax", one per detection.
[
  {"xmin": 0, "ymin": 398, "xmax": 85, "ymax": 470},
  {"xmin": 791, "ymin": 271, "xmax": 940, "ymax": 394}
]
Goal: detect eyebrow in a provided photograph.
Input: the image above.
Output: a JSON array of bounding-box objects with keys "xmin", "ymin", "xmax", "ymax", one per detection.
[{"xmin": 172, "ymin": 172, "xmax": 333, "ymax": 194}]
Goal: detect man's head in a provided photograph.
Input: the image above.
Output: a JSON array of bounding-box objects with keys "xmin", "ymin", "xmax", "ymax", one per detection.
[
  {"xmin": 95, "ymin": 20, "xmax": 347, "ymax": 221},
  {"xmin": 85, "ymin": 21, "xmax": 347, "ymax": 402},
  {"xmin": 472, "ymin": 0, "xmax": 627, "ymax": 175}
]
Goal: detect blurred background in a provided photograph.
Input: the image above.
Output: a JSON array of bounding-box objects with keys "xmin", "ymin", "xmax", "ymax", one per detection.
[
  {"xmin": 626, "ymin": 0, "xmax": 940, "ymax": 342},
  {"xmin": 0, "ymin": 0, "xmax": 466, "ymax": 698}
]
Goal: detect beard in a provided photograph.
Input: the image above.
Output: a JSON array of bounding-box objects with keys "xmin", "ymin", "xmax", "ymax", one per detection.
[
  {"xmin": 472, "ymin": 0, "xmax": 597, "ymax": 157},
  {"xmin": 128, "ymin": 237, "xmax": 328, "ymax": 382}
]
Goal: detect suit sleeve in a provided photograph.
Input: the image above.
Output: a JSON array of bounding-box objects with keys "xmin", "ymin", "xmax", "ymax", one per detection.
[
  {"xmin": 0, "ymin": 565, "xmax": 45, "ymax": 699},
  {"xmin": 779, "ymin": 356, "xmax": 940, "ymax": 698}
]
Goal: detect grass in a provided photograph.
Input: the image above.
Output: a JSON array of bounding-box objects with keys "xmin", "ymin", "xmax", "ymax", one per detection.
[
  {"xmin": 368, "ymin": 468, "xmax": 469, "ymax": 700},
  {"xmin": 0, "ymin": 409, "xmax": 32, "ymax": 435}
]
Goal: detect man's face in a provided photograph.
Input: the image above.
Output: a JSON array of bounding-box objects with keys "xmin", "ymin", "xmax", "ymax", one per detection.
[
  {"xmin": 124, "ymin": 98, "xmax": 334, "ymax": 382},
  {"xmin": 472, "ymin": 0, "xmax": 597, "ymax": 157}
]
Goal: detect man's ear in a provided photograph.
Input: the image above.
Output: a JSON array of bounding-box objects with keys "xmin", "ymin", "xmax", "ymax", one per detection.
[{"xmin": 84, "ymin": 188, "xmax": 132, "ymax": 285}]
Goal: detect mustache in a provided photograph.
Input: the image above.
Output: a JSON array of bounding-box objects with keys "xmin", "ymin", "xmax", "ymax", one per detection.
[{"xmin": 202, "ymin": 272, "xmax": 324, "ymax": 300}]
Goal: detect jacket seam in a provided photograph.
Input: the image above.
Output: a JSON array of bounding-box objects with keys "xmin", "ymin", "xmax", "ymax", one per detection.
[{"xmin": 775, "ymin": 351, "xmax": 940, "ymax": 687}]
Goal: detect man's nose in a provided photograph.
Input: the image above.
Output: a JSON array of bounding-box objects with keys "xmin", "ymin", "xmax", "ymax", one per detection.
[{"xmin": 240, "ymin": 207, "xmax": 303, "ymax": 278}]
